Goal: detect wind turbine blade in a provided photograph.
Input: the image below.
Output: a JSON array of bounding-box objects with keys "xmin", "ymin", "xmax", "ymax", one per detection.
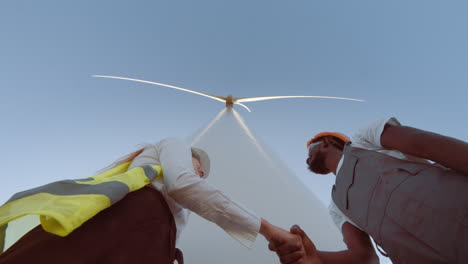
[
  {"xmin": 191, "ymin": 108, "xmax": 227, "ymax": 146},
  {"xmin": 235, "ymin": 102, "xmax": 252, "ymax": 112},
  {"xmin": 92, "ymin": 75, "xmax": 227, "ymax": 103},
  {"xmin": 235, "ymin": 95, "xmax": 364, "ymax": 103}
]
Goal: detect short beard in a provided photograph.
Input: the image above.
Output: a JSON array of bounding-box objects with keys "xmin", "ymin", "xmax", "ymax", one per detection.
[{"xmin": 308, "ymin": 151, "xmax": 330, "ymax": 174}]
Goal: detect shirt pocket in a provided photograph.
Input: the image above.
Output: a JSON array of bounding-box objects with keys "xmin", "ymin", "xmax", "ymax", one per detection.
[{"xmin": 333, "ymin": 155, "xmax": 375, "ymax": 228}]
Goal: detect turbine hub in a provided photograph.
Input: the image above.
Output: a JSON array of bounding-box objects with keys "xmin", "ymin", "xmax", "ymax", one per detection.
[{"xmin": 226, "ymin": 94, "xmax": 234, "ymax": 108}]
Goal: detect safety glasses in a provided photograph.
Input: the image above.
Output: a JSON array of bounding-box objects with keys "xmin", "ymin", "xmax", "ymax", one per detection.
[{"xmin": 307, "ymin": 141, "xmax": 322, "ymax": 150}]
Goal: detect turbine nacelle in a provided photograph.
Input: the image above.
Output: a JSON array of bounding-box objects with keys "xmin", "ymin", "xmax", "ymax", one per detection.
[{"xmin": 225, "ymin": 95, "xmax": 234, "ymax": 108}]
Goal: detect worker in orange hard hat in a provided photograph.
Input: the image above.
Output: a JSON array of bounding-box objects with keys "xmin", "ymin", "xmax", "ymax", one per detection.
[{"xmin": 269, "ymin": 117, "xmax": 468, "ymax": 264}]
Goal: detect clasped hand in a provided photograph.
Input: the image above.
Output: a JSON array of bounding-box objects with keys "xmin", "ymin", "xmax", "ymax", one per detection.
[{"xmin": 267, "ymin": 225, "xmax": 322, "ymax": 264}]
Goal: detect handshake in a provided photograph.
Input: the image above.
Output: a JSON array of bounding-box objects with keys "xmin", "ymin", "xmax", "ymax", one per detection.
[{"xmin": 261, "ymin": 220, "xmax": 323, "ymax": 264}]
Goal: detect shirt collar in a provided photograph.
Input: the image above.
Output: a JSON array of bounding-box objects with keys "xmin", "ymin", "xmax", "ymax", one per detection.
[{"xmin": 335, "ymin": 155, "xmax": 344, "ymax": 176}]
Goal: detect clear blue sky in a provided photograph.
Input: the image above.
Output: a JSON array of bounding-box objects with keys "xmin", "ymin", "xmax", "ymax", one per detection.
[
  {"xmin": 2, "ymin": 0, "xmax": 467, "ymax": 203},
  {"xmin": 0, "ymin": 1, "xmax": 466, "ymax": 260}
]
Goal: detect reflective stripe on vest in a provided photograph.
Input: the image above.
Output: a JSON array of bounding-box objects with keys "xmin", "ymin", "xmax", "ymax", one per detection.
[{"xmin": 0, "ymin": 162, "xmax": 162, "ymax": 241}]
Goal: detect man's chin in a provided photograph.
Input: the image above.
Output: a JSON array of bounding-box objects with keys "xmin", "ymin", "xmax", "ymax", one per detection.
[{"xmin": 308, "ymin": 166, "xmax": 329, "ymax": 175}]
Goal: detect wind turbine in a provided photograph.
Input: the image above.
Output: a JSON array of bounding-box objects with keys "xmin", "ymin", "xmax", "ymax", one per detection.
[
  {"xmin": 90, "ymin": 75, "xmax": 362, "ymax": 263},
  {"xmin": 91, "ymin": 75, "xmax": 364, "ymax": 112}
]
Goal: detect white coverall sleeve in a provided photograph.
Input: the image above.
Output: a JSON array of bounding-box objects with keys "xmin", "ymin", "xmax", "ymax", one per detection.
[
  {"xmin": 351, "ymin": 117, "xmax": 431, "ymax": 164},
  {"xmin": 157, "ymin": 138, "xmax": 261, "ymax": 248},
  {"xmin": 352, "ymin": 117, "xmax": 401, "ymax": 149}
]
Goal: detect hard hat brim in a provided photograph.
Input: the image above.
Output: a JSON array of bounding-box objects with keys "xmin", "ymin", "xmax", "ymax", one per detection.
[{"xmin": 191, "ymin": 147, "xmax": 211, "ymax": 178}]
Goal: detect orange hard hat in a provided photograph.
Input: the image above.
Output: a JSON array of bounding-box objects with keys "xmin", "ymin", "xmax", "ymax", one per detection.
[{"xmin": 306, "ymin": 132, "xmax": 350, "ymax": 148}]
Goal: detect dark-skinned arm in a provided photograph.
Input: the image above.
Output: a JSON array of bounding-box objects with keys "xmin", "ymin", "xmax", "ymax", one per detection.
[
  {"xmin": 381, "ymin": 124, "xmax": 468, "ymax": 175},
  {"xmin": 317, "ymin": 222, "xmax": 379, "ymax": 264},
  {"xmin": 269, "ymin": 223, "xmax": 379, "ymax": 264}
]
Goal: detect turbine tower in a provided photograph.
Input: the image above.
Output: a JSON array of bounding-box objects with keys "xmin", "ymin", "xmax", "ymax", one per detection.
[{"xmin": 91, "ymin": 75, "xmax": 362, "ymax": 263}]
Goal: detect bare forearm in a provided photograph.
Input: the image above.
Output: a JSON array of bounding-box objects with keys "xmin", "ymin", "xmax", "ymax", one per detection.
[
  {"xmin": 318, "ymin": 250, "xmax": 379, "ymax": 264},
  {"xmin": 318, "ymin": 223, "xmax": 379, "ymax": 264},
  {"xmin": 382, "ymin": 125, "xmax": 468, "ymax": 175}
]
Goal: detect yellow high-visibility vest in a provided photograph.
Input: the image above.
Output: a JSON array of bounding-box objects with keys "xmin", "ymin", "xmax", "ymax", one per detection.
[{"xmin": 0, "ymin": 162, "xmax": 162, "ymax": 252}]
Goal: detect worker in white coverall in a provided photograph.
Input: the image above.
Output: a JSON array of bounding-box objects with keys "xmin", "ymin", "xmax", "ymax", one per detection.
[{"xmin": 0, "ymin": 138, "xmax": 301, "ymax": 264}]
